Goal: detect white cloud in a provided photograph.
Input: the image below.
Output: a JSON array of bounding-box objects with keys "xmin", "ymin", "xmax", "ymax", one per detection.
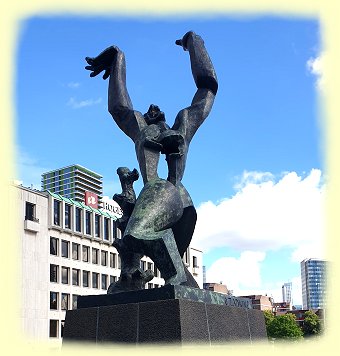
[
  {"xmin": 206, "ymin": 251, "xmax": 265, "ymax": 293},
  {"xmin": 67, "ymin": 82, "xmax": 80, "ymax": 89},
  {"xmin": 206, "ymin": 252, "xmax": 303, "ymax": 305},
  {"xmin": 306, "ymin": 55, "xmax": 324, "ymax": 90},
  {"xmin": 233, "ymin": 170, "xmax": 274, "ymax": 190},
  {"xmin": 291, "ymin": 276, "xmax": 302, "ymax": 306},
  {"xmin": 193, "ymin": 169, "xmax": 325, "ymax": 260},
  {"xmin": 195, "ymin": 169, "xmax": 324, "ymax": 305},
  {"xmin": 15, "ymin": 147, "xmax": 51, "ymax": 190},
  {"xmin": 67, "ymin": 97, "xmax": 102, "ymax": 109}
]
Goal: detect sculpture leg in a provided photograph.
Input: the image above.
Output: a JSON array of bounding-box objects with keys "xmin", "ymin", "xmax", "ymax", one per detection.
[
  {"xmin": 107, "ymin": 238, "xmax": 154, "ymax": 294},
  {"xmin": 124, "ymin": 178, "xmax": 188, "ymax": 287},
  {"xmin": 171, "ymin": 182, "xmax": 199, "ymax": 288}
]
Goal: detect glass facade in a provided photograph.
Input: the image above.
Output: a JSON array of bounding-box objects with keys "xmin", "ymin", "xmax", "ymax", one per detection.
[
  {"xmin": 282, "ymin": 282, "xmax": 292, "ymax": 304},
  {"xmin": 301, "ymin": 258, "xmax": 327, "ymax": 309},
  {"xmin": 41, "ymin": 165, "xmax": 103, "ymax": 204}
]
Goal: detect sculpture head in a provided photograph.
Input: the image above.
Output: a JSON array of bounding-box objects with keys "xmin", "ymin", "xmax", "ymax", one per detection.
[
  {"xmin": 116, "ymin": 167, "xmax": 139, "ymax": 182},
  {"xmin": 144, "ymin": 104, "xmax": 165, "ymax": 125}
]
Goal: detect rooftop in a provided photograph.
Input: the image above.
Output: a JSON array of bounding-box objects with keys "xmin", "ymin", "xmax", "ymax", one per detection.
[{"xmin": 41, "ymin": 164, "xmax": 103, "ymax": 179}]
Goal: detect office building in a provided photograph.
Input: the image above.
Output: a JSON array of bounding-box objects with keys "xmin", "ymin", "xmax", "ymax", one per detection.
[
  {"xmin": 238, "ymin": 295, "xmax": 274, "ymax": 311},
  {"xmin": 41, "ymin": 164, "xmax": 103, "ymax": 205},
  {"xmin": 301, "ymin": 258, "xmax": 327, "ymax": 309},
  {"xmin": 17, "ymin": 183, "xmax": 202, "ymax": 341},
  {"xmin": 203, "ymin": 282, "xmax": 229, "ymax": 295},
  {"xmin": 282, "ymin": 282, "xmax": 292, "ymax": 304},
  {"xmin": 273, "ymin": 302, "xmax": 291, "ymax": 315}
]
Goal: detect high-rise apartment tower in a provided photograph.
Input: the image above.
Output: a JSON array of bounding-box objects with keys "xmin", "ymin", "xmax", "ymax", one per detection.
[{"xmin": 41, "ymin": 164, "xmax": 103, "ymax": 205}]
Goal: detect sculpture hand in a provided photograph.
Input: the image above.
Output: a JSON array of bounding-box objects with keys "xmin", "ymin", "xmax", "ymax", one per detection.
[
  {"xmin": 175, "ymin": 31, "xmax": 195, "ymax": 51},
  {"xmin": 144, "ymin": 138, "xmax": 164, "ymax": 151},
  {"xmin": 85, "ymin": 45, "xmax": 120, "ymax": 79},
  {"xmin": 159, "ymin": 130, "xmax": 185, "ymax": 157}
]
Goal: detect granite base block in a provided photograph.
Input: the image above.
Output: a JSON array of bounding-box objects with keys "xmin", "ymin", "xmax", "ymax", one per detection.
[
  {"xmin": 77, "ymin": 284, "xmax": 252, "ymax": 309},
  {"xmin": 63, "ymin": 298, "xmax": 267, "ymax": 345}
]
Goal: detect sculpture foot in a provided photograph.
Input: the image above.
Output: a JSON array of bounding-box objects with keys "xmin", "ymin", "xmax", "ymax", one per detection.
[{"xmin": 107, "ymin": 268, "xmax": 154, "ymax": 294}]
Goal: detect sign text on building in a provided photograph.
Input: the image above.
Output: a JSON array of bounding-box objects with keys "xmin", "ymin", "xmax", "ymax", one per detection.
[{"xmin": 101, "ymin": 196, "xmax": 123, "ymax": 218}]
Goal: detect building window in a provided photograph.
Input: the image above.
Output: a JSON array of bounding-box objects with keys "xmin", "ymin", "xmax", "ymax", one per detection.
[
  {"xmin": 50, "ymin": 237, "xmax": 58, "ymax": 256},
  {"xmin": 49, "ymin": 320, "xmax": 58, "ymax": 338},
  {"xmin": 104, "ymin": 218, "xmax": 109, "ymax": 241},
  {"xmin": 61, "ymin": 240, "xmax": 69, "ymax": 258},
  {"xmin": 82, "ymin": 245, "xmax": 89, "ymax": 262},
  {"xmin": 50, "ymin": 264, "xmax": 59, "ymax": 283},
  {"xmin": 92, "ymin": 273, "xmax": 99, "ymax": 289},
  {"xmin": 72, "ymin": 295, "xmax": 78, "ymax": 310},
  {"xmin": 61, "ymin": 267, "xmax": 69, "ymax": 284},
  {"xmin": 110, "ymin": 275, "xmax": 117, "ymax": 284},
  {"xmin": 50, "ymin": 292, "xmax": 58, "ymax": 310},
  {"xmin": 193, "ymin": 256, "xmax": 198, "ymax": 268},
  {"xmin": 61, "ymin": 293, "xmax": 69, "ymax": 310},
  {"xmin": 147, "ymin": 262, "xmax": 153, "ymax": 270},
  {"xmin": 25, "ymin": 202, "xmax": 38, "ymax": 222},
  {"xmin": 153, "ymin": 264, "xmax": 158, "ymax": 278},
  {"xmin": 102, "ymin": 274, "xmax": 107, "ymax": 290},
  {"xmin": 61, "ymin": 321, "xmax": 65, "ymax": 338},
  {"xmin": 65, "ymin": 204, "xmax": 72, "ymax": 229},
  {"xmin": 183, "ymin": 249, "xmax": 189, "ymax": 265},
  {"xmin": 115, "ymin": 226, "xmax": 122, "ymax": 239},
  {"xmin": 72, "ymin": 243, "xmax": 79, "ymax": 260},
  {"xmin": 141, "ymin": 261, "xmax": 146, "ymax": 270},
  {"xmin": 92, "ymin": 248, "xmax": 99, "ymax": 264},
  {"xmin": 72, "ymin": 269, "xmax": 80, "ymax": 286},
  {"xmin": 54, "ymin": 200, "xmax": 61, "ymax": 226},
  {"xmin": 118, "ymin": 255, "xmax": 121, "ymax": 269},
  {"xmin": 83, "ymin": 271, "xmax": 89, "ymax": 287},
  {"xmin": 85, "ymin": 211, "xmax": 92, "ymax": 235},
  {"xmin": 95, "ymin": 214, "xmax": 101, "ymax": 237},
  {"xmin": 75, "ymin": 208, "xmax": 82, "ymax": 232},
  {"xmin": 110, "ymin": 253, "xmax": 116, "ymax": 268},
  {"xmin": 101, "ymin": 251, "xmax": 107, "ymax": 266}
]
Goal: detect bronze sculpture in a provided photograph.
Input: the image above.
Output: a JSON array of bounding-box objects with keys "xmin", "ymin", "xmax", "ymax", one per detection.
[{"xmin": 85, "ymin": 31, "xmax": 218, "ymax": 293}]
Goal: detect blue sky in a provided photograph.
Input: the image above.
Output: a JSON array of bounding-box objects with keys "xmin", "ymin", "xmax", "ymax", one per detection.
[{"xmin": 16, "ymin": 15, "xmax": 324, "ymax": 305}]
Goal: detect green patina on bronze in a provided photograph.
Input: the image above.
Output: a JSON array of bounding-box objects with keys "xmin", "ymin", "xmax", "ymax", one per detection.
[
  {"xmin": 86, "ymin": 32, "xmax": 218, "ymax": 293},
  {"xmin": 78, "ymin": 285, "xmax": 252, "ymax": 310}
]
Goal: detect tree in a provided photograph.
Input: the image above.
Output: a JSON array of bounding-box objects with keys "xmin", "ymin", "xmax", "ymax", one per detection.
[
  {"xmin": 303, "ymin": 310, "xmax": 322, "ymax": 337},
  {"xmin": 265, "ymin": 313, "xmax": 303, "ymax": 340},
  {"xmin": 263, "ymin": 310, "xmax": 275, "ymax": 327}
]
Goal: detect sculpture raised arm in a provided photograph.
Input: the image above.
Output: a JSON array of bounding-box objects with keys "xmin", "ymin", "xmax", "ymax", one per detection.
[
  {"xmin": 173, "ymin": 31, "xmax": 218, "ymax": 143},
  {"xmin": 158, "ymin": 31, "xmax": 218, "ymax": 185},
  {"xmin": 85, "ymin": 46, "xmax": 147, "ymax": 143}
]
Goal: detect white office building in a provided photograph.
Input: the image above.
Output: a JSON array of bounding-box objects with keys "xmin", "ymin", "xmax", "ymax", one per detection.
[
  {"xmin": 17, "ymin": 184, "xmax": 203, "ymax": 341},
  {"xmin": 282, "ymin": 282, "xmax": 292, "ymax": 304}
]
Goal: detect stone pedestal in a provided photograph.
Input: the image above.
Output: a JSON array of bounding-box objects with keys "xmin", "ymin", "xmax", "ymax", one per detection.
[{"xmin": 63, "ymin": 286, "xmax": 267, "ymax": 345}]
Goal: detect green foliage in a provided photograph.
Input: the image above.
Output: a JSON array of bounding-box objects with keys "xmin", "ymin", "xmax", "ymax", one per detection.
[
  {"xmin": 265, "ymin": 312, "xmax": 303, "ymax": 340},
  {"xmin": 303, "ymin": 310, "xmax": 322, "ymax": 337},
  {"xmin": 263, "ymin": 310, "xmax": 275, "ymax": 326}
]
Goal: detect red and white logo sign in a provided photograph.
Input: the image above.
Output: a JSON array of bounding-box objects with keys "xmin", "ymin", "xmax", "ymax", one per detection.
[{"xmin": 85, "ymin": 191, "xmax": 98, "ymax": 209}]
